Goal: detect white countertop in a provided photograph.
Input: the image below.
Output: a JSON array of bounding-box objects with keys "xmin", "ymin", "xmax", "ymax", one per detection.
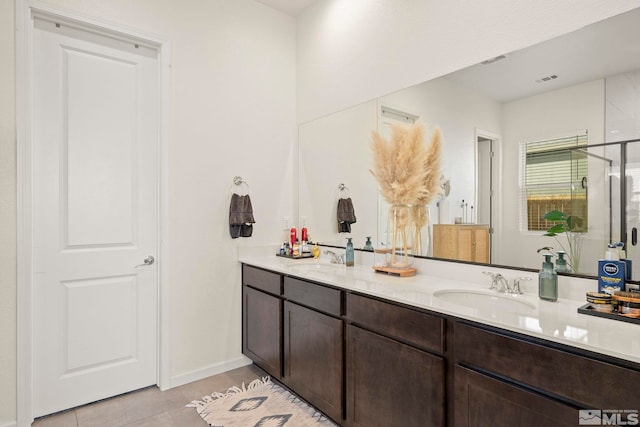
[{"xmin": 239, "ymin": 249, "xmax": 640, "ymax": 365}]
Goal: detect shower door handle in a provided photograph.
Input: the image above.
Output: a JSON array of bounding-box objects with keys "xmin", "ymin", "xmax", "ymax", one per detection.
[{"xmin": 632, "ymin": 228, "xmax": 637, "ymax": 246}]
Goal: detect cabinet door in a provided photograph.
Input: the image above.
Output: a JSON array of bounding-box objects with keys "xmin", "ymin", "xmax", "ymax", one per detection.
[
  {"xmin": 432, "ymin": 224, "xmax": 457, "ymax": 259},
  {"xmin": 346, "ymin": 324, "xmax": 444, "ymax": 427},
  {"xmin": 284, "ymin": 301, "xmax": 343, "ymax": 422},
  {"xmin": 454, "ymin": 366, "xmax": 576, "ymax": 427},
  {"xmin": 242, "ymin": 286, "xmax": 282, "ymax": 379},
  {"xmin": 473, "ymin": 227, "xmax": 489, "ymax": 263},
  {"xmin": 457, "ymin": 227, "xmax": 474, "ymax": 262}
]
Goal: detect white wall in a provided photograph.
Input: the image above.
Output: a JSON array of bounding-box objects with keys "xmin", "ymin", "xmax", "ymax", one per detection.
[
  {"xmin": 2, "ymin": 0, "xmax": 295, "ymax": 424},
  {"xmin": 500, "ymin": 79, "xmax": 606, "ymax": 273},
  {"xmin": 606, "ymin": 70, "xmax": 640, "ymax": 141},
  {"xmin": 296, "ymin": 0, "xmax": 640, "ymax": 124}
]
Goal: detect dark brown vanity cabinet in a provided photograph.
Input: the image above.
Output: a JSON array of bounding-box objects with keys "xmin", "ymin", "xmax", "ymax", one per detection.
[
  {"xmin": 345, "ymin": 293, "xmax": 446, "ymax": 427},
  {"xmin": 242, "ymin": 265, "xmax": 283, "ymax": 379},
  {"xmin": 242, "ymin": 265, "xmax": 344, "ymax": 423},
  {"xmin": 283, "ymin": 277, "xmax": 343, "ymax": 422},
  {"xmin": 453, "ymin": 322, "xmax": 640, "ymax": 427},
  {"xmin": 242, "ymin": 264, "xmax": 640, "ymax": 427}
]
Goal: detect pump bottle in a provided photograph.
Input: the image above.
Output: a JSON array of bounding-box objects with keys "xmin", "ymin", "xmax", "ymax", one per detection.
[
  {"xmin": 555, "ymin": 251, "xmax": 570, "ymax": 273},
  {"xmin": 345, "ymin": 238, "xmax": 354, "ymax": 266},
  {"xmin": 538, "ymin": 250, "xmax": 558, "ymax": 302}
]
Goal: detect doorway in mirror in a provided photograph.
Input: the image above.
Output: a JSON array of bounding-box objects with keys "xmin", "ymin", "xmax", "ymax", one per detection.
[{"xmin": 476, "ymin": 130, "xmax": 501, "ymax": 264}]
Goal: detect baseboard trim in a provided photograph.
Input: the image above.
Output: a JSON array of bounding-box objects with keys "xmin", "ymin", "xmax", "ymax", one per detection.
[
  {"xmin": 168, "ymin": 356, "xmax": 253, "ymax": 389},
  {"xmin": 0, "ymin": 420, "xmax": 17, "ymax": 427}
]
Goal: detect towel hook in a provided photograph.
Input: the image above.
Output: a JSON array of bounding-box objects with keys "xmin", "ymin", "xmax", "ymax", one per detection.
[
  {"xmin": 338, "ymin": 183, "xmax": 350, "ymax": 199},
  {"xmin": 231, "ymin": 176, "xmax": 250, "ymax": 195}
]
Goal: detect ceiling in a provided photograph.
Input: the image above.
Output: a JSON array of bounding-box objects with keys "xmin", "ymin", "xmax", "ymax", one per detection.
[
  {"xmin": 255, "ymin": 0, "xmax": 319, "ymax": 16},
  {"xmin": 446, "ymin": 7, "xmax": 640, "ymax": 102}
]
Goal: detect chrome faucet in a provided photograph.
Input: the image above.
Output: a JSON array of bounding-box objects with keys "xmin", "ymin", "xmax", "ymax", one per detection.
[
  {"xmin": 324, "ymin": 250, "xmax": 345, "ymax": 264},
  {"xmin": 508, "ymin": 277, "xmax": 532, "ymax": 295},
  {"xmin": 483, "ymin": 271, "xmax": 532, "ymax": 294},
  {"xmin": 483, "ymin": 271, "xmax": 509, "ymax": 293}
]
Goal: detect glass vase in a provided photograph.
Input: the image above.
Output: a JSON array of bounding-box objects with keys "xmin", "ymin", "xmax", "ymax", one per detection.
[
  {"xmin": 412, "ymin": 205, "xmax": 430, "ymax": 257},
  {"xmin": 386, "ymin": 204, "xmax": 413, "ymax": 269}
]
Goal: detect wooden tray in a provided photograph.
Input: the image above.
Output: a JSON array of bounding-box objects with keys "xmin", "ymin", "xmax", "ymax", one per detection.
[
  {"xmin": 577, "ymin": 303, "xmax": 640, "ymax": 325},
  {"xmin": 276, "ymin": 253, "xmax": 314, "ymax": 260},
  {"xmin": 373, "ymin": 266, "xmax": 416, "ymax": 277}
]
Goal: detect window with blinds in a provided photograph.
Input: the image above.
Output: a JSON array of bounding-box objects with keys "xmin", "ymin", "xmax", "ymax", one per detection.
[{"xmin": 520, "ymin": 134, "xmax": 588, "ymax": 231}]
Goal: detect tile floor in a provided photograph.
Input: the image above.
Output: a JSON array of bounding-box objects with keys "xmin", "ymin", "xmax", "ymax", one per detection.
[{"xmin": 33, "ymin": 364, "xmax": 266, "ymax": 427}]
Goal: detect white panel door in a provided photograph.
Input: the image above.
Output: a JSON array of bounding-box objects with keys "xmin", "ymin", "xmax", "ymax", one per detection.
[{"xmin": 33, "ymin": 18, "xmax": 159, "ymax": 417}]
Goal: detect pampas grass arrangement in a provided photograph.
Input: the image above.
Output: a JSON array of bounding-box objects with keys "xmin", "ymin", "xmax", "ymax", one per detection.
[
  {"xmin": 413, "ymin": 127, "xmax": 442, "ymax": 255},
  {"xmin": 370, "ymin": 123, "xmax": 442, "ymax": 264}
]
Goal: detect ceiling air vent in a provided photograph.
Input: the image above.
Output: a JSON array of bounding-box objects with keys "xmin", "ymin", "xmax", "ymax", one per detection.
[
  {"xmin": 481, "ymin": 55, "xmax": 507, "ymax": 65},
  {"xmin": 536, "ymin": 74, "xmax": 558, "ymax": 83}
]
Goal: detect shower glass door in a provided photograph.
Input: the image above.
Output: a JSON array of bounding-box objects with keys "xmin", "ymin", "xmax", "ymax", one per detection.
[{"xmin": 624, "ymin": 141, "xmax": 640, "ymax": 281}]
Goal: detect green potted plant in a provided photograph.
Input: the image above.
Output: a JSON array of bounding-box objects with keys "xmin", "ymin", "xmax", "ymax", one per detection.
[{"xmin": 542, "ymin": 210, "xmax": 585, "ymax": 273}]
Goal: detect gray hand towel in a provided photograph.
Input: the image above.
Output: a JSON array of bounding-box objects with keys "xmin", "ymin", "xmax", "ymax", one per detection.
[
  {"xmin": 337, "ymin": 197, "xmax": 356, "ymax": 233},
  {"xmin": 229, "ymin": 193, "xmax": 255, "ymax": 238}
]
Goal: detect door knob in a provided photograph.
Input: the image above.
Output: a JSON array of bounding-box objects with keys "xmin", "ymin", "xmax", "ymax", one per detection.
[{"xmin": 135, "ymin": 256, "xmax": 155, "ymax": 267}]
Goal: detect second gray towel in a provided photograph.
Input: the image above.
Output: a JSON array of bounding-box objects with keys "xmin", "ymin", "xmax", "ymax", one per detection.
[{"xmin": 337, "ymin": 197, "xmax": 356, "ymax": 233}]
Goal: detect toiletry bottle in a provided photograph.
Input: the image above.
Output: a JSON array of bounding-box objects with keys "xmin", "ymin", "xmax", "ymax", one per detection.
[
  {"xmin": 598, "ymin": 244, "xmax": 626, "ymax": 294},
  {"xmin": 555, "ymin": 251, "xmax": 570, "ymax": 273},
  {"xmin": 301, "ymin": 225, "xmax": 308, "ymax": 253},
  {"xmin": 290, "ymin": 227, "xmax": 297, "ymax": 247},
  {"xmin": 346, "ymin": 238, "xmax": 354, "ymax": 266},
  {"xmin": 538, "ymin": 251, "xmax": 558, "ymax": 302},
  {"xmin": 363, "ymin": 236, "xmax": 374, "ymax": 251}
]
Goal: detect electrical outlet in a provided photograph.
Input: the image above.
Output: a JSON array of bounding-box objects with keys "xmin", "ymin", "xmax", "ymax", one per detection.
[{"xmin": 283, "ymin": 216, "xmax": 290, "ymax": 230}]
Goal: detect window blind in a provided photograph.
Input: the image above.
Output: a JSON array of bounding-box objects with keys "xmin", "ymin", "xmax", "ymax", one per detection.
[{"xmin": 520, "ymin": 134, "xmax": 588, "ymax": 231}]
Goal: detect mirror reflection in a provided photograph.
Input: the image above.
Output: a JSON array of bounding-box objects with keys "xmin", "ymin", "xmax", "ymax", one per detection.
[{"xmin": 298, "ymin": 7, "xmax": 640, "ymax": 278}]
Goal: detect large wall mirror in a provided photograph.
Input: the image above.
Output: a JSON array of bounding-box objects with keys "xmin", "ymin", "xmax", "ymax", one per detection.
[{"xmin": 298, "ymin": 7, "xmax": 640, "ymax": 278}]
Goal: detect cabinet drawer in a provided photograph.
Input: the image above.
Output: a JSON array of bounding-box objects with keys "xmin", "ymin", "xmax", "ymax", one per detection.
[
  {"xmin": 346, "ymin": 293, "xmax": 444, "ymax": 354},
  {"xmin": 284, "ymin": 277, "xmax": 341, "ymax": 316},
  {"xmin": 242, "ymin": 265, "xmax": 282, "ymax": 296},
  {"xmin": 455, "ymin": 322, "xmax": 640, "ymax": 409}
]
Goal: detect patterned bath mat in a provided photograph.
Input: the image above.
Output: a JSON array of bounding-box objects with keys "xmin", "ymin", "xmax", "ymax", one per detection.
[{"xmin": 187, "ymin": 376, "xmax": 337, "ymax": 426}]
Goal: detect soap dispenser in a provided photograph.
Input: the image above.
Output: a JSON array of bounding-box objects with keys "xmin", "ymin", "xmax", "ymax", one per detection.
[
  {"xmin": 346, "ymin": 238, "xmax": 355, "ymax": 266},
  {"xmin": 555, "ymin": 250, "xmax": 570, "ymax": 273},
  {"xmin": 363, "ymin": 236, "xmax": 374, "ymax": 251},
  {"xmin": 537, "ymin": 247, "xmax": 558, "ymax": 302}
]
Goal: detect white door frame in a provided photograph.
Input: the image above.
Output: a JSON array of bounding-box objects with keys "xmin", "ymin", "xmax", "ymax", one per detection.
[
  {"xmin": 15, "ymin": 2, "xmax": 172, "ymax": 425},
  {"xmin": 474, "ymin": 128, "xmax": 502, "ymax": 264}
]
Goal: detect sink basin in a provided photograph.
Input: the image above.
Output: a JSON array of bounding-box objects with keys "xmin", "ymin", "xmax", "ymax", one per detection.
[{"xmin": 433, "ymin": 289, "xmax": 536, "ymax": 313}]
